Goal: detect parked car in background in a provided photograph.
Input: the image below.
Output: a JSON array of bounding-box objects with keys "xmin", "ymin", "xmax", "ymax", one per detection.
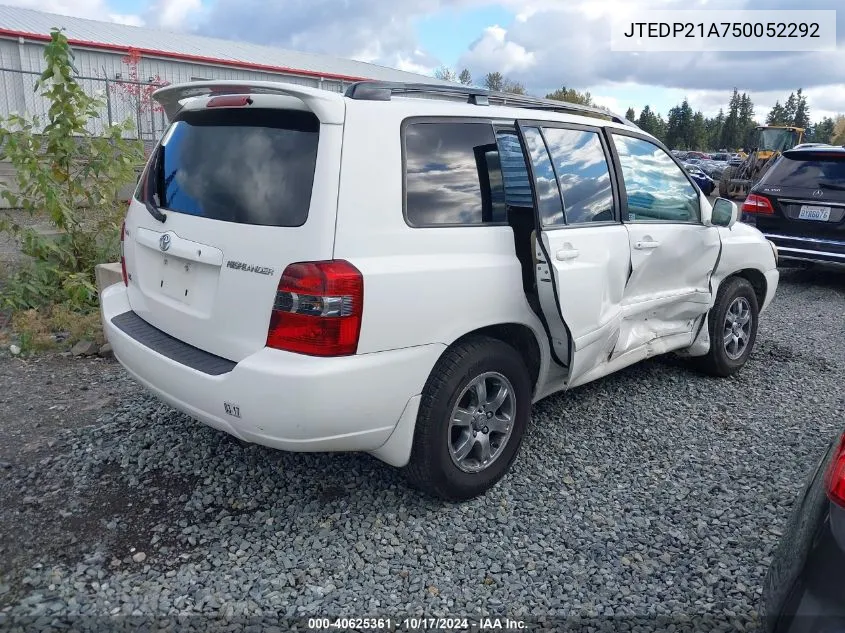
[
  {"xmin": 687, "ymin": 151, "xmax": 712, "ymax": 160},
  {"xmin": 100, "ymin": 79, "xmax": 780, "ymax": 500},
  {"xmin": 711, "ymin": 153, "xmax": 730, "ymax": 162},
  {"xmin": 684, "ymin": 165, "xmax": 716, "ymax": 195},
  {"xmin": 699, "ymin": 159, "xmax": 728, "ymax": 181},
  {"xmin": 672, "ymin": 150, "xmax": 689, "ymax": 161},
  {"xmin": 742, "ymin": 145, "xmax": 845, "ymax": 267},
  {"xmin": 729, "ymin": 153, "xmax": 745, "ymax": 166},
  {"xmin": 760, "ymin": 429, "xmax": 845, "ymax": 632}
]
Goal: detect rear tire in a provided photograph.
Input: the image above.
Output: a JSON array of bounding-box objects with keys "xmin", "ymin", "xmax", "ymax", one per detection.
[
  {"xmin": 403, "ymin": 336, "xmax": 531, "ymax": 501},
  {"xmin": 696, "ymin": 277, "xmax": 759, "ymax": 377}
]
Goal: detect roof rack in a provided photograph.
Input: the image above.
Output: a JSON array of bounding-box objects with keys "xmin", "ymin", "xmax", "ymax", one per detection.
[{"xmin": 344, "ymin": 81, "xmax": 638, "ymax": 128}]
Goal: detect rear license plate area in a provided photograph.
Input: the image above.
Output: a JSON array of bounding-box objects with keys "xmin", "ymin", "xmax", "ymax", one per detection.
[
  {"xmin": 799, "ymin": 205, "xmax": 832, "ymax": 221},
  {"xmin": 159, "ymin": 255, "xmax": 194, "ymax": 302}
]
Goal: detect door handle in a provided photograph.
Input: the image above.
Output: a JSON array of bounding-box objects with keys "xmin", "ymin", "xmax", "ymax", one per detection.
[
  {"xmin": 635, "ymin": 240, "xmax": 660, "ymax": 250},
  {"xmin": 556, "ymin": 248, "xmax": 580, "ymax": 261}
]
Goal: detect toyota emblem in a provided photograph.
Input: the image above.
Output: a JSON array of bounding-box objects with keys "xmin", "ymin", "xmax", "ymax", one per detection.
[
  {"xmin": 813, "ymin": 189, "xmax": 824, "ymax": 197},
  {"xmin": 159, "ymin": 233, "xmax": 171, "ymax": 251}
]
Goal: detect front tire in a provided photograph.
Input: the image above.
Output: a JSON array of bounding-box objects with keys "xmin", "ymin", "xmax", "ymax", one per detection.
[
  {"xmin": 403, "ymin": 336, "xmax": 531, "ymax": 501},
  {"xmin": 696, "ymin": 277, "xmax": 759, "ymax": 377}
]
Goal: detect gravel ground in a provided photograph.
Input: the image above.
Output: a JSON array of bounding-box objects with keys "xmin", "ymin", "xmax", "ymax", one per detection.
[{"xmin": 0, "ymin": 267, "xmax": 843, "ymax": 631}]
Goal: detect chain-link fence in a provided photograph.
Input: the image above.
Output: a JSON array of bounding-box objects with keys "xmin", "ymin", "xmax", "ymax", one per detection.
[{"xmin": 0, "ymin": 66, "xmax": 168, "ymax": 145}]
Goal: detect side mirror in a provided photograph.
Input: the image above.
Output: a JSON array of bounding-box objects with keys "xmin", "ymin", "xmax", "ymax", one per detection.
[{"xmin": 708, "ymin": 197, "xmax": 739, "ymax": 228}]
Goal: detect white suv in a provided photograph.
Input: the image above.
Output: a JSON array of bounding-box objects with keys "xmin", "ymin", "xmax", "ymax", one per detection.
[{"xmin": 100, "ymin": 80, "xmax": 779, "ymax": 500}]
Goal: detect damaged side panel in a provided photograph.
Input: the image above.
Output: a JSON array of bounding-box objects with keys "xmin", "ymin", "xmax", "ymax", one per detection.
[
  {"xmin": 614, "ymin": 223, "xmax": 721, "ymax": 357},
  {"xmin": 566, "ymin": 223, "xmax": 722, "ymax": 388}
]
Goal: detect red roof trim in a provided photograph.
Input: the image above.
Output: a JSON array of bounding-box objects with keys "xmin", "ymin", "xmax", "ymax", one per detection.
[{"xmin": 0, "ymin": 27, "xmax": 368, "ymax": 83}]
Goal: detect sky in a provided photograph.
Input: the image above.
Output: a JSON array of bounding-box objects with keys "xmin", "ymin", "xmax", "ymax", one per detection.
[{"xmin": 6, "ymin": 0, "xmax": 845, "ymax": 123}]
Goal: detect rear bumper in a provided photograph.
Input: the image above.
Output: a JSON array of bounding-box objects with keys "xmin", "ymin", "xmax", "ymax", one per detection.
[
  {"xmin": 100, "ymin": 284, "xmax": 443, "ymax": 459},
  {"xmin": 762, "ymin": 232, "xmax": 845, "ymax": 267}
]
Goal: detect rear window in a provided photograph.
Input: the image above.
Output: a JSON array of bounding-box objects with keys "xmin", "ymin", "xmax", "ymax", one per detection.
[
  {"xmin": 139, "ymin": 108, "xmax": 319, "ymax": 227},
  {"xmin": 764, "ymin": 155, "xmax": 845, "ymax": 189}
]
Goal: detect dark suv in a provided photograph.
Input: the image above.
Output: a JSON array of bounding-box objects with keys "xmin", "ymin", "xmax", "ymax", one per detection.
[{"xmin": 742, "ymin": 146, "xmax": 845, "ymax": 267}]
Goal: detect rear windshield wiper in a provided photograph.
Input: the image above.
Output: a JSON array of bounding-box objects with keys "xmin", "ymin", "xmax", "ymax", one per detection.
[
  {"xmin": 145, "ymin": 146, "xmax": 167, "ymax": 223},
  {"xmin": 818, "ymin": 181, "xmax": 845, "ymax": 192}
]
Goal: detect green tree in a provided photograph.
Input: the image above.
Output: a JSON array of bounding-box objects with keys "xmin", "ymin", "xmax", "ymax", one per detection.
[
  {"xmin": 502, "ymin": 78, "xmax": 526, "ymax": 95},
  {"xmin": 767, "ymin": 101, "xmax": 787, "ymax": 125},
  {"xmin": 625, "ymin": 107, "xmax": 636, "ymax": 121},
  {"xmin": 812, "ymin": 116, "xmax": 836, "ymax": 143},
  {"xmin": 721, "ymin": 89, "xmax": 744, "ymax": 150},
  {"xmin": 793, "ymin": 88, "xmax": 810, "ymax": 129},
  {"xmin": 707, "ymin": 109, "xmax": 725, "ymax": 149},
  {"xmin": 484, "ymin": 72, "xmax": 504, "ymax": 91},
  {"xmin": 545, "ymin": 85, "xmax": 594, "ymax": 106},
  {"xmin": 636, "ymin": 105, "xmax": 666, "ymax": 142},
  {"xmin": 458, "ymin": 68, "xmax": 472, "ymax": 86},
  {"xmin": 783, "ymin": 91, "xmax": 798, "ymax": 124},
  {"xmin": 0, "ymin": 28, "xmax": 143, "ymax": 311},
  {"xmin": 738, "ymin": 92, "xmax": 755, "ymax": 147},
  {"xmin": 666, "ymin": 98, "xmax": 694, "ymax": 149},
  {"xmin": 691, "ymin": 111, "xmax": 707, "ymax": 150}
]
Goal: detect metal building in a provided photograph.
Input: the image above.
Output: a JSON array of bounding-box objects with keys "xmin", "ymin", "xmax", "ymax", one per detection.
[{"xmin": 0, "ymin": 5, "xmax": 446, "ymax": 140}]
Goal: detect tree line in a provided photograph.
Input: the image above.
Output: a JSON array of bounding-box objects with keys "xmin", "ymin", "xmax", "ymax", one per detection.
[
  {"xmin": 434, "ymin": 66, "xmax": 844, "ymax": 150},
  {"xmin": 435, "ymin": 66, "xmax": 596, "ymax": 106},
  {"xmin": 629, "ymin": 88, "xmax": 843, "ymax": 150}
]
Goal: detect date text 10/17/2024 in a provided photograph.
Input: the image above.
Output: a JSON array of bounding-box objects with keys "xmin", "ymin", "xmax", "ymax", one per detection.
[{"xmin": 307, "ymin": 617, "xmax": 527, "ymax": 631}]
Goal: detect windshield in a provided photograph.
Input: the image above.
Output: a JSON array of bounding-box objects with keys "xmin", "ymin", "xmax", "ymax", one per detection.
[
  {"xmin": 137, "ymin": 108, "xmax": 320, "ymax": 227},
  {"xmin": 756, "ymin": 128, "xmax": 799, "ymax": 152},
  {"xmin": 764, "ymin": 155, "xmax": 845, "ymax": 188}
]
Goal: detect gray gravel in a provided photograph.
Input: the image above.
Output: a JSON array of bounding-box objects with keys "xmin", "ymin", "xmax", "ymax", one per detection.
[{"xmin": 1, "ymin": 267, "xmax": 844, "ymax": 630}]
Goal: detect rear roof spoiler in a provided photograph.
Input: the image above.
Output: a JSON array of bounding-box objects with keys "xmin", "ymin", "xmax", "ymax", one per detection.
[
  {"xmin": 152, "ymin": 80, "xmax": 346, "ymax": 124},
  {"xmin": 783, "ymin": 147, "xmax": 845, "ymax": 160}
]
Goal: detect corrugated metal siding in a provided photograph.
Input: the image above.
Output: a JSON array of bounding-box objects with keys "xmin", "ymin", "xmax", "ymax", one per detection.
[{"xmin": 0, "ymin": 40, "xmax": 353, "ymax": 137}]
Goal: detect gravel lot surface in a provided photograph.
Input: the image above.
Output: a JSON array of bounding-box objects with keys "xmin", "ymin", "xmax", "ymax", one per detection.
[{"xmin": 1, "ymin": 267, "xmax": 843, "ymax": 631}]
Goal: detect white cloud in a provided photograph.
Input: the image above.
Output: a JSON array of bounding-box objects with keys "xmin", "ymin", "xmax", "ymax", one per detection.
[
  {"xmin": 591, "ymin": 94, "xmax": 621, "ymax": 113},
  {"xmin": 108, "ymin": 13, "xmax": 145, "ymax": 27},
  {"xmin": 184, "ymin": 0, "xmax": 844, "ymax": 123},
  {"xmin": 2, "ymin": 0, "xmax": 144, "ymax": 25},
  {"xmin": 461, "ymin": 24, "xmax": 535, "ymax": 75},
  {"xmin": 149, "ymin": 0, "xmax": 203, "ymax": 30},
  {"xmin": 454, "ymin": 0, "xmax": 845, "ymax": 122}
]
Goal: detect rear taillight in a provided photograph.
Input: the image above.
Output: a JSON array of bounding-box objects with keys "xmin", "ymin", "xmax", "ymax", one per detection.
[
  {"xmin": 742, "ymin": 193, "xmax": 775, "ymax": 215},
  {"xmin": 825, "ymin": 433, "xmax": 845, "ymax": 508},
  {"xmin": 120, "ymin": 220, "xmax": 128, "ymax": 286},
  {"xmin": 266, "ymin": 260, "xmax": 363, "ymax": 357}
]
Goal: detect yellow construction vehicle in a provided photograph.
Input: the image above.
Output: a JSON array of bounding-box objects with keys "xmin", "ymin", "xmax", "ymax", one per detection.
[{"xmin": 719, "ymin": 126, "xmax": 804, "ymax": 199}]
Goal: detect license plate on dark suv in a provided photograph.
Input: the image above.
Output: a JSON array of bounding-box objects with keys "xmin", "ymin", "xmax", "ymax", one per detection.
[{"xmin": 798, "ymin": 205, "xmax": 832, "ymax": 221}]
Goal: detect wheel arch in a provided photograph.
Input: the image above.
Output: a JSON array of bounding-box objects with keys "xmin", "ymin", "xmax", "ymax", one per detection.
[
  {"xmin": 449, "ymin": 323, "xmax": 545, "ymax": 395},
  {"xmin": 722, "ymin": 267, "xmax": 767, "ymax": 307}
]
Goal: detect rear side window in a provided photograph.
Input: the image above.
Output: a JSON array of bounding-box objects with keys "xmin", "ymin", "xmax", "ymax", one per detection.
[
  {"xmin": 543, "ymin": 127, "xmax": 615, "ymax": 224},
  {"xmin": 141, "ymin": 108, "xmax": 319, "ymax": 227},
  {"xmin": 764, "ymin": 155, "xmax": 845, "ymax": 189},
  {"xmin": 404, "ymin": 122, "xmax": 508, "ymax": 226},
  {"xmin": 521, "ymin": 126, "xmax": 565, "ymax": 226}
]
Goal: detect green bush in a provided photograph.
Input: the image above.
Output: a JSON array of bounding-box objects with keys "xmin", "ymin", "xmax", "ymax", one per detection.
[{"xmin": 0, "ymin": 27, "xmax": 144, "ymax": 312}]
